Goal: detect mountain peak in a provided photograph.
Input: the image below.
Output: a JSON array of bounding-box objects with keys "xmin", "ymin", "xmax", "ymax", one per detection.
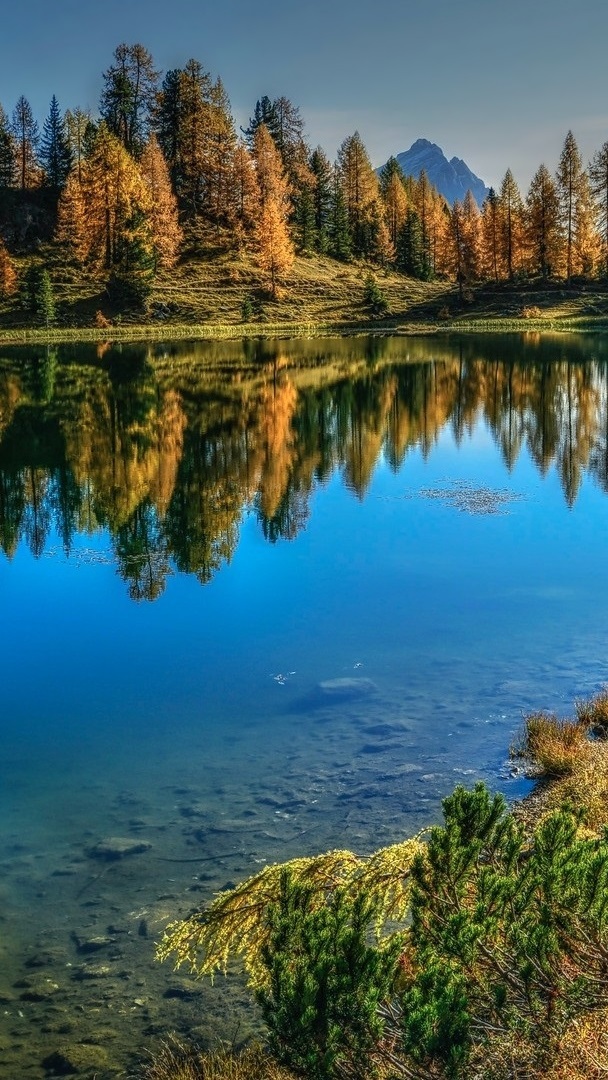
[{"xmin": 382, "ymin": 139, "xmax": 490, "ymax": 208}]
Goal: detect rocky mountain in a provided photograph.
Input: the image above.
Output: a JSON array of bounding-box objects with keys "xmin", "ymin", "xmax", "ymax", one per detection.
[{"xmin": 382, "ymin": 139, "xmax": 490, "ymax": 208}]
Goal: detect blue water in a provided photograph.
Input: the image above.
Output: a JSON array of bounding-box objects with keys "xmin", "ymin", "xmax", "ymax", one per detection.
[{"xmin": 2, "ymin": 335, "xmax": 608, "ymax": 1073}]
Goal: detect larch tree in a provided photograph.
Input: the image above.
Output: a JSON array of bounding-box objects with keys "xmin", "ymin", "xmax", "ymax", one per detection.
[
  {"xmin": 555, "ymin": 130, "xmax": 584, "ymax": 280},
  {"xmin": 412, "ymin": 170, "xmax": 434, "ymax": 278},
  {"xmin": 100, "ymin": 43, "xmax": 159, "ymax": 156},
  {"xmin": 589, "ymin": 141, "xmax": 608, "ymax": 275},
  {"xmin": 55, "ymin": 171, "xmax": 89, "ymax": 263},
  {"xmin": 480, "ymin": 188, "xmax": 500, "ymax": 281},
  {"xmin": 0, "ymin": 236, "xmax": 17, "ymax": 296},
  {"xmin": 230, "ymin": 140, "xmax": 258, "ymax": 246},
  {"xmin": 498, "ymin": 168, "xmax": 524, "ymax": 280},
  {"xmin": 336, "ymin": 132, "xmax": 380, "ymax": 257},
  {"xmin": 139, "ymin": 134, "xmax": 183, "ymax": 267},
  {"xmin": 252, "ymin": 124, "xmax": 294, "ymax": 296},
  {"xmin": 525, "ymin": 164, "xmax": 561, "ymax": 278},
  {"xmin": 382, "ymin": 169, "xmax": 408, "ymax": 250},
  {"xmin": 573, "ymin": 169, "xmax": 599, "ymax": 276},
  {"xmin": 77, "ymin": 123, "xmax": 152, "ymax": 269},
  {"xmin": 0, "ymin": 105, "xmax": 15, "ymax": 187},
  {"xmin": 40, "ymin": 96, "xmax": 72, "ymax": 190},
  {"xmin": 11, "ymin": 96, "xmax": 40, "ymax": 190},
  {"xmin": 202, "ymin": 77, "xmax": 238, "ymax": 230},
  {"xmin": 461, "ymin": 189, "xmax": 482, "ymax": 282}
]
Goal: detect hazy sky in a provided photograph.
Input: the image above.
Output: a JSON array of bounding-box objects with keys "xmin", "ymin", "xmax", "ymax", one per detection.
[{"xmin": 2, "ymin": 0, "xmax": 607, "ymax": 190}]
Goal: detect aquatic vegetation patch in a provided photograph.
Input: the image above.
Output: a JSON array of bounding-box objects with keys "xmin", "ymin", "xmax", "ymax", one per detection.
[{"xmin": 405, "ymin": 479, "xmax": 526, "ymax": 515}]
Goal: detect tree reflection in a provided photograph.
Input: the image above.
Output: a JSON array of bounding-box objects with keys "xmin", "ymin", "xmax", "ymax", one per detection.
[{"xmin": 1, "ymin": 337, "xmax": 608, "ymax": 595}]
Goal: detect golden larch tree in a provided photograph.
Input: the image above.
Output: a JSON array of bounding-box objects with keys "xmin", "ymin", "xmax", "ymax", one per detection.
[
  {"xmin": 56, "ymin": 171, "xmax": 89, "ymax": 264},
  {"xmin": 78, "ymin": 124, "xmax": 152, "ymax": 269},
  {"xmin": 139, "ymin": 134, "xmax": 183, "ymax": 268},
  {"xmin": 0, "ymin": 237, "xmax": 17, "ymax": 297},
  {"xmin": 525, "ymin": 164, "xmax": 561, "ymax": 278},
  {"xmin": 252, "ymin": 125, "xmax": 294, "ymax": 296},
  {"xmin": 555, "ymin": 131, "xmax": 584, "ymax": 280}
]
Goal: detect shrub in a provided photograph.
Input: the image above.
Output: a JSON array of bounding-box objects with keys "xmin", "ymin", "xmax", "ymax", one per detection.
[
  {"xmin": 520, "ymin": 305, "xmax": 543, "ymax": 318},
  {"xmin": 257, "ymin": 870, "xmax": 401, "ymax": 1080},
  {"xmin": 398, "ymin": 783, "xmax": 608, "ymax": 1078}
]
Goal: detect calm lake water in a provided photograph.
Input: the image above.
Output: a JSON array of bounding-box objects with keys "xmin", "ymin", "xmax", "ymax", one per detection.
[{"xmin": 2, "ymin": 332, "xmax": 608, "ymax": 1075}]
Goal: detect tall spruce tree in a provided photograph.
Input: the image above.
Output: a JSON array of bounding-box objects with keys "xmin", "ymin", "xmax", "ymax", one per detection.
[
  {"xmin": 40, "ymin": 96, "xmax": 72, "ymax": 190},
  {"xmin": 309, "ymin": 147, "xmax": 333, "ymax": 254},
  {"xmin": 100, "ymin": 43, "xmax": 158, "ymax": 156},
  {"xmin": 589, "ymin": 141, "xmax": 608, "ymax": 275},
  {"xmin": 0, "ymin": 105, "xmax": 15, "ymax": 188}
]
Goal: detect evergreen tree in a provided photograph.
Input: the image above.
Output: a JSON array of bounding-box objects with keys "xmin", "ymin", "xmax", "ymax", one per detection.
[
  {"xmin": 0, "ymin": 105, "xmax": 15, "ymax": 188},
  {"xmin": 243, "ymin": 96, "xmax": 279, "ymax": 149},
  {"xmin": 107, "ymin": 207, "xmax": 155, "ymax": 308},
  {"xmin": 64, "ymin": 108, "xmax": 92, "ymax": 184},
  {"xmin": 40, "ymin": 96, "xmax": 72, "ymax": 189},
  {"xmin": 100, "ymin": 43, "xmax": 159, "ymax": 156},
  {"xmin": 22, "ymin": 264, "xmax": 56, "ymax": 325},
  {"xmin": 589, "ymin": 141, "xmax": 608, "ymax": 275},
  {"xmin": 397, "ymin": 208, "xmax": 424, "ymax": 277},
  {"xmin": 257, "ymin": 870, "xmax": 400, "ymax": 1080},
  {"xmin": 329, "ymin": 177, "xmax": 352, "ymax": 261},
  {"xmin": 310, "ymin": 147, "xmax": 333, "ymax": 254},
  {"xmin": 11, "ymin": 96, "xmax": 40, "ymax": 190},
  {"xmin": 154, "ymin": 69, "xmax": 182, "ymax": 190}
]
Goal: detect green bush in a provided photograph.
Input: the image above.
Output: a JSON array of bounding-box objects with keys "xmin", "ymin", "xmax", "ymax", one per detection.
[{"xmin": 256, "ymin": 869, "xmax": 400, "ymax": 1080}]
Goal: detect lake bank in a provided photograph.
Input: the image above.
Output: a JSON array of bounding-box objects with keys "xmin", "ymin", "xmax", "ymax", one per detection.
[{"xmin": 2, "ymin": 253, "xmax": 608, "ymax": 346}]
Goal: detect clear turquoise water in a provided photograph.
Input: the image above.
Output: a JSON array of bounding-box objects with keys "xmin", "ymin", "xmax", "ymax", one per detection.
[{"xmin": 2, "ymin": 334, "xmax": 608, "ymax": 1073}]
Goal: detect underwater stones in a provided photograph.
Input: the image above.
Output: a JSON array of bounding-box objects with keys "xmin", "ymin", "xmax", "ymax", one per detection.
[
  {"xmin": 14, "ymin": 974, "xmax": 61, "ymax": 1001},
  {"xmin": 317, "ymin": 677, "xmax": 377, "ymax": 700},
  {"xmin": 42, "ymin": 1042, "xmax": 111, "ymax": 1075},
  {"xmin": 86, "ymin": 837, "xmax": 152, "ymax": 860},
  {"xmin": 73, "ymin": 934, "xmax": 116, "ymax": 955}
]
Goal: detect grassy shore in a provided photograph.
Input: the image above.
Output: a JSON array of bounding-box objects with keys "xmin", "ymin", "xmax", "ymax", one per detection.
[{"xmin": 3, "ymin": 251, "xmax": 608, "ymax": 345}]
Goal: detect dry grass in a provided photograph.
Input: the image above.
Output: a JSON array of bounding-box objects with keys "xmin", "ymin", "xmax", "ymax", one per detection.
[
  {"xmin": 519, "ymin": 711, "xmax": 591, "ymax": 777},
  {"xmin": 139, "ymin": 1040, "xmax": 296, "ymax": 1080},
  {"xmin": 575, "ymin": 688, "xmax": 608, "ymax": 735}
]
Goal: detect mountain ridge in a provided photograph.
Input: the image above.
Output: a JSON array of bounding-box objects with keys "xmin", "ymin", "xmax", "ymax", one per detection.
[{"xmin": 382, "ymin": 138, "xmax": 490, "ymax": 208}]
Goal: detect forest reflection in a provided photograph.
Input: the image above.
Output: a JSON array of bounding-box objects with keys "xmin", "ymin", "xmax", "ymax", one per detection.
[{"xmin": 1, "ymin": 334, "xmax": 607, "ymax": 600}]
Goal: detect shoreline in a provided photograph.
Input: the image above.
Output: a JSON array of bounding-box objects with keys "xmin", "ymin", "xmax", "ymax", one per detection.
[{"xmin": 1, "ymin": 315, "xmax": 608, "ymax": 347}]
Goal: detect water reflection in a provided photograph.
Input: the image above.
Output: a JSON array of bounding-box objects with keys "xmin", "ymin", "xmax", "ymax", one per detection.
[{"xmin": 2, "ymin": 333, "xmax": 608, "ymax": 598}]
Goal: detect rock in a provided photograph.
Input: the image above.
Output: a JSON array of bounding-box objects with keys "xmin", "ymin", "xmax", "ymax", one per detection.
[
  {"xmin": 317, "ymin": 678, "xmax": 377, "ymax": 700},
  {"xmin": 86, "ymin": 837, "xmax": 152, "ymax": 860},
  {"xmin": 73, "ymin": 934, "xmax": 116, "ymax": 955},
  {"xmin": 14, "ymin": 974, "xmax": 60, "ymax": 1000},
  {"xmin": 42, "ymin": 1043, "xmax": 110, "ymax": 1074},
  {"xmin": 72, "ymin": 964, "xmax": 112, "ymax": 981}
]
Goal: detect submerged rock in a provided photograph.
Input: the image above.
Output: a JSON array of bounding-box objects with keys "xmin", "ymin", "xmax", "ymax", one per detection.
[
  {"xmin": 317, "ymin": 678, "xmax": 377, "ymax": 700},
  {"xmin": 86, "ymin": 837, "xmax": 152, "ymax": 860},
  {"xmin": 42, "ymin": 1043, "xmax": 110, "ymax": 1075}
]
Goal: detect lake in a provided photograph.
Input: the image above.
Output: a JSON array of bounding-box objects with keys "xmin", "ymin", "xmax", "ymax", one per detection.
[{"xmin": 2, "ymin": 332, "xmax": 608, "ymax": 1076}]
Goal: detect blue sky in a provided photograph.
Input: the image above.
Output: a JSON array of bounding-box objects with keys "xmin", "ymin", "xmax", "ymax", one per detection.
[{"xmin": 2, "ymin": 0, "xmax": 607, "ymax": 190}]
